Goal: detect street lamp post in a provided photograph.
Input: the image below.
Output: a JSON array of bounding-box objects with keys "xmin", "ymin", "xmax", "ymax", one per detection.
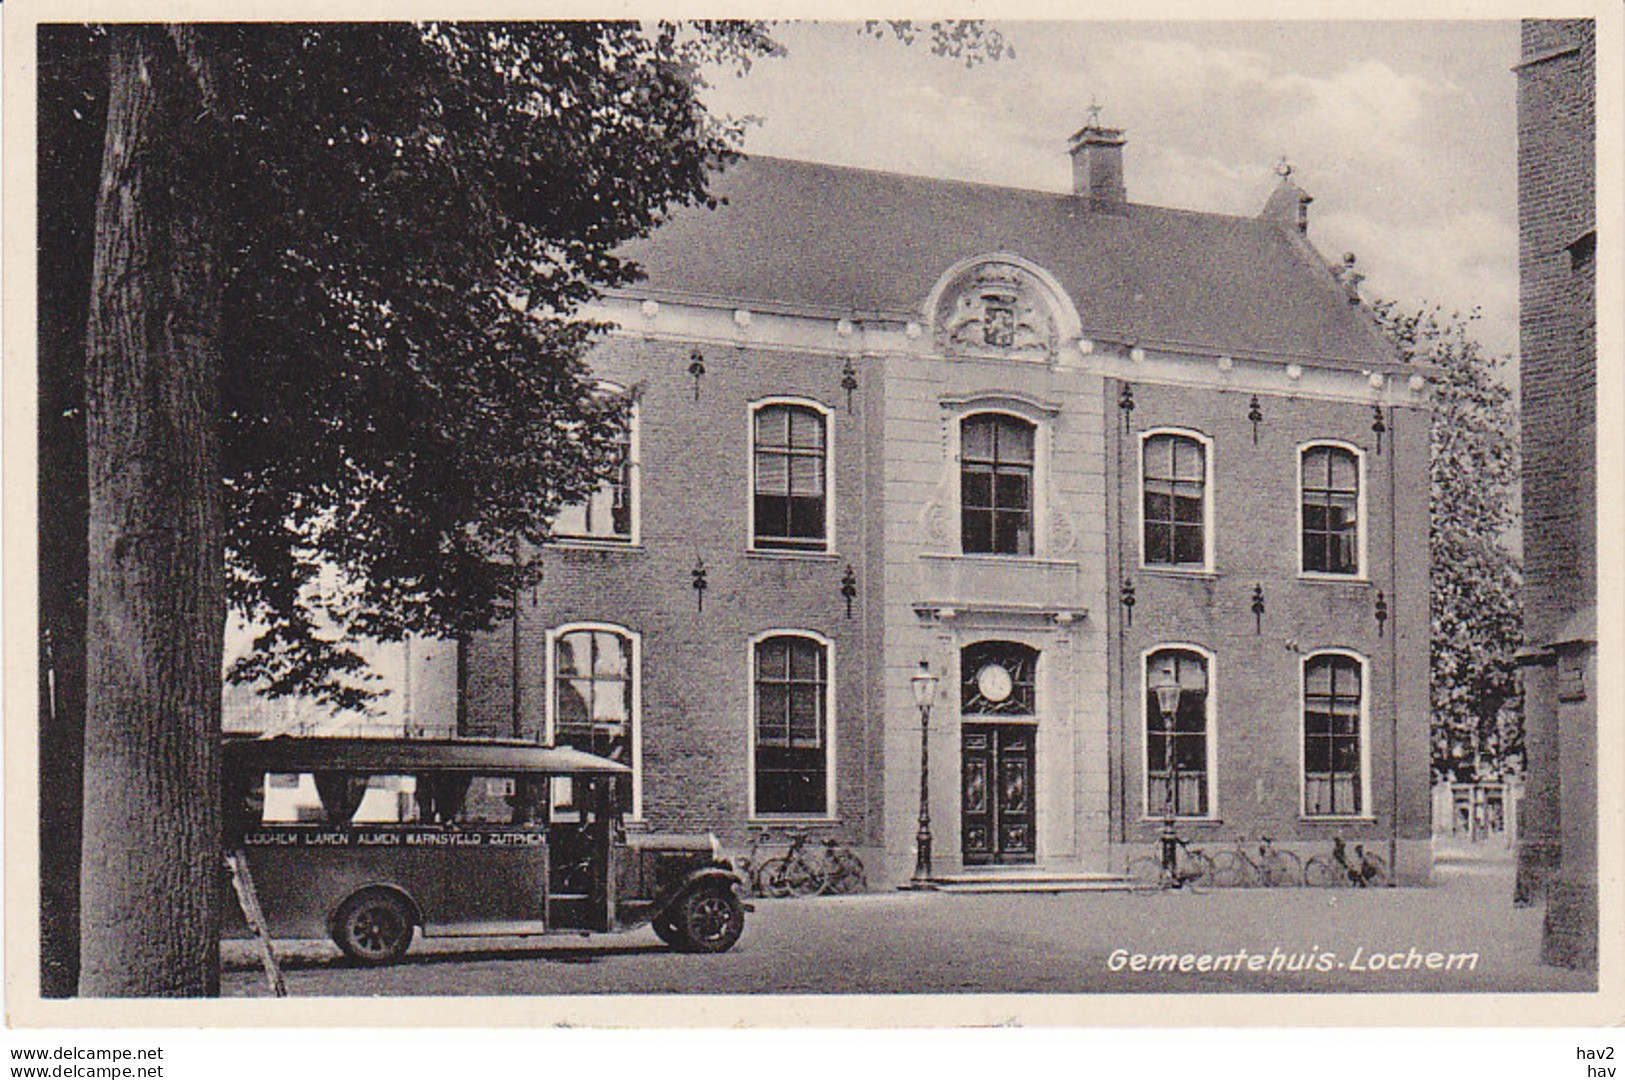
[
  {"xmin": 1149, "ymin": 669, "xmax": 1184, "ymax": 886},
  {"xmin": 908, "ymin": 659, "xmax": 939, "ymax": 888}
]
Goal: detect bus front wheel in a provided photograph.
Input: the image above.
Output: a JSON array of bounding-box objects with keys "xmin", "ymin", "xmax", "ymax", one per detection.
[
  {"xmin": 671, "ymin": 886, "xmax": 744, "ymax": 953},
  {"xmin": 333, "ymin": 890, "xmax": 415, "ymax": 965}
]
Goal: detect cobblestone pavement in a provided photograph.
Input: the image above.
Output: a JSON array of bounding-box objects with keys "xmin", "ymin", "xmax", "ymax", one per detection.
[{"xmin": 221, "ymin": 844, "xmax": 1594, "ymax": 997}]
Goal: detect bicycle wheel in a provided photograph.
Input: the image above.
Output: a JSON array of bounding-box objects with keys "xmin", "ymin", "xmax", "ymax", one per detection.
[
  {"xmin": 1358, "ymin": 852, "xmax": 1390, "ymax": 888},
  {"xmin": 1208, "ymin": 851, "xmax": 1251, "ymax": 889},
  {"xmin": 1181, "ymin": 850, "xmax": 1217, "ymax": 893},
  {"xmin": 827, "ymin": 848, "xmax": 867, "ymax": 894},
  {"xmin": 1303, "ymin": 855, "xmax": 1347, "ymax": 888},
  {"xmin": 758, "ymin": 856, "xmax": 795, "ymax": 898},
  {"xmin": 784, "ymin": 855, "xmax": 827, "ymax": 896},
  {"xmin": 1125, "ymin": 856, "xmax": 1166, "ymax": 893},
  {"xmin": 1264, "ymin": 849, "xmax": 1305, "ymax": 887}
]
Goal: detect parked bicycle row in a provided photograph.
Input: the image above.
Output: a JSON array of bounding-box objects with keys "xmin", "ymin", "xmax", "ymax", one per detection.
[
  {"xmin": 1127, "ymin": 835, "xmax": 1391, "ymax": 892},
  {"xmin": 731, "ymin": 828, "xmax": 868, "ymax": 898}
]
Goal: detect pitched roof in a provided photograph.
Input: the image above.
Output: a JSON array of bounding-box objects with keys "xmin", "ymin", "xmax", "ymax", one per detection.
[{"xmin": 615, "ymin": 155, "xmax": 1396, "ymax": 368}]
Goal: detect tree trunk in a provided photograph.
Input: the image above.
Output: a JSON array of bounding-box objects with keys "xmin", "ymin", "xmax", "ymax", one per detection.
[
  {"xmin": 37, "ymin": 24, "xmax": 107, "ymax": 998},
  {"xmin": 80, "ymin": 24, "xmax": 224, "ymax": 997}
]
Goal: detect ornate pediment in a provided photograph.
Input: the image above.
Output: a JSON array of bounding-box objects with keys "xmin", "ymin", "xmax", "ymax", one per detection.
[{"xmin": 933, "ymin": 260, "xmax": 1061, "ymax": 360}]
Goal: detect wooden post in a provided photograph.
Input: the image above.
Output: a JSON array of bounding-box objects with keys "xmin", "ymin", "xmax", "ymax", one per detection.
[{"xmin": 225, "ymin": 849, "xmax": 287, "ymax": 998}]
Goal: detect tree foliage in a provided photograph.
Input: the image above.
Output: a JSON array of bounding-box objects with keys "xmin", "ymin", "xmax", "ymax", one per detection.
[
  {"xmin": 42, "ymin": 17, "xmax": 1006, "ymax": 996},
  {"xmin": 1378, "ymin": 304, "xmax": 1523, "ymax": 782}
]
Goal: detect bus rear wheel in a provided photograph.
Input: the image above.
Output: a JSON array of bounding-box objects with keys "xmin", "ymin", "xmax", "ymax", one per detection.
[{"xmin": 333, "ymin": 890, "xmax": 415, "ymax": 965}]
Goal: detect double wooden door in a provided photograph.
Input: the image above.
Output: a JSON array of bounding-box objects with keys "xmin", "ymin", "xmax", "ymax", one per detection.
[{"xmin": 961, "ymin": 724, "xmax": 1035, "ymax": 865}]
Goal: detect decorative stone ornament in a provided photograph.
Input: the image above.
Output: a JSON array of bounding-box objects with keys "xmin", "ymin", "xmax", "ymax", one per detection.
[
  {"xmin": 1217, "ymin": 354, "xmax": 1234, "ymax": 372},
  {"xmin": 733, "ymin": 308, "xmax": 752, "ymax": 328},
  {"xmin": 687, "ymin": 349, "xmax": 706, "ymax": 401},
  {"xmin": 1117, "ymin": 383, "xmax": 1135, "ymax": 432},
  {"xmin": 934, "ymin": 261, "xmax": 1059, "ymax": 360},
  {"xmin": 841, "ymin": 358, "xmax": 859, "ymax": 414},
  {"xmin": 906, "ymin": 321, "xmax": 923, "ymax": 339},
  {"xmin": 1078, "ymin": 338, "xmax": 1095, "ymax": 356},
  {"xmin": 836, "ymin": 318, "xmax": 855, "ymax": 338},
  {"xmin": 1408, "ymin": 374, "xmax": 1426, "ymax": 393},
  {"xmin": 1285, "ymin": 363, "xmax": 1303, "ymax": 381},
  {"xmin": 691, "ymin": 556, "xmax": 708, "ymax": 612},
  {"xmin": 640, "ymin": 299, "xmax": 660, "ymax": 319},
  {"xmin": 1130, "ymin": 346, "xmax": 1147, "ymax": 363}
]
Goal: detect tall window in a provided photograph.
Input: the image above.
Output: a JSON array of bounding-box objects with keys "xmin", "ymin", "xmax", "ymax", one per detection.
[
  {"xmin": 1142, "ymin": 433, "xmax": 1207, "ymax": 568},
  {"xmin": 753, "ymin": 634, "xmax": 831, "ymax": 816},
  {"xmin": 1303, "ymin": 653, "xmax": 1363, "ymax": 816},
  {"xmin": 1302, "ymin": 444, "xmax": 1360, "ymax": 575},
  {"xmin": 961, "ymin": 414, "xmax": 1035, "ymax": 555},
  {"xmin": 1144, "ymin": 648, "xmax": 1210, "ymax": 817},
  {"xmin": 753, "ymin": 403, "xmax": 828, "ymax": 551},
  {"xmin": 555, "ymin": 394, "xmax": 636, "ymax": 542},
  {"xmin": 551, "ymin": 627, "xmax": 635, "ymax": 770}
]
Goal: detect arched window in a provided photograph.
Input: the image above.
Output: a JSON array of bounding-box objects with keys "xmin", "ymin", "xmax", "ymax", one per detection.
[
  {"xmin": 1303, "ymin": 652, "xmax": 1366, "ymax": 816},
  {"xmin": 961, "ymin": 641, "xmax": 1038, "ymax": 717},
  {"xmin": 548, "ymin": 624, "xmax": 640, "ymax": 816},
  {"xmin": 1141, "ymin": 431, "xmax": 1210, "ymax": 569},
  {"xmin": 1144, "ymin": 647, "xmax": 1212, "ymax": 818},
  {"xmin": 752, "ymin": 633, "xmax": 833, "ymax": 817},
  {"xmin": 961, "ymin": 414, "xmax": 1035, "ymax": 555},
  {"xmin": 554, "ymin": 387, "xmax": 637, "ymax": 543},
  {"xmin": 752, "ymin": 401, "xmax": 830, "ymax": 552},
  {"xmin": 1301, "ymin": 443, "xmax": 1362, "ymax": 576}
]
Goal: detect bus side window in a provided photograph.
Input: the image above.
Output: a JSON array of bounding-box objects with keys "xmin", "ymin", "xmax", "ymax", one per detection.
[{"xmin": 550, "ymin": 776, "xmax": 580, "ymax": 824}]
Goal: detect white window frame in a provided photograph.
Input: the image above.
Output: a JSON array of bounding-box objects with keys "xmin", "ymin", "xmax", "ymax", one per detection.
[
  {"xmin": 747, "ymin": 397, "xmax": 836, "ymax": 555},
  {"xmin": 552, "ymin": 383, "xmax": 640, "ymax": 546},
  {"xmin": 1138, "ymin": 643, "xmax": 1219, "ymax": 821},
  {"xmin": 747, "ymin": 629, "xmax": 838, "ymax": 821},
  {"xmin": 1298, "ymin": 648, "xmax": 1374, "ymax": 821},
  {"xmin": 544, "ymin": 621, "xmax": 643, "ymax": 821},
  {"xmin": 1138, "ymin": 427, "xmax": 1216, "ymax": 573},
  {"xmin": 1297, "ymin": 439, "xmax": 1367, "ymax": 581},
  {"xmin": 951, "ymin": 404, "xmax": 1050, "ymax": 558}
]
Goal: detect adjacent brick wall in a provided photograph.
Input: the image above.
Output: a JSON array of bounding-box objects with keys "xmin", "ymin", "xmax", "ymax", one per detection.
[{"xmin": 1516, "ymin": 17, "xmax": 1596, "ymax": 968}]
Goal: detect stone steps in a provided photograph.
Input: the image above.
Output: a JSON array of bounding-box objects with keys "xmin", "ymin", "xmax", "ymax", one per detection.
[{"xmin": 929, "ymin": 870, "xmax": 1134, "ymax": 894}]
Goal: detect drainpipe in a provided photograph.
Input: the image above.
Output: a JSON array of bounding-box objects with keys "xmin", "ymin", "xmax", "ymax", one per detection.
[{"xmin": 1387, "ymin": 404, "xmax": 1400, "ymax": 883}]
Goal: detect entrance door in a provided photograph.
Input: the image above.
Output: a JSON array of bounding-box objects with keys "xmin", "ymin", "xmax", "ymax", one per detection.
[{"xmin": 961, "ymin": 724, "xmax": 1035, "ymax": 865}]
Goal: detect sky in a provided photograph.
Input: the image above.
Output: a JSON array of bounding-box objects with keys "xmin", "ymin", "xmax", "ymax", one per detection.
[{"xmin": 699, "ymin": 20, "xmax": 1520, "ymax": 361}]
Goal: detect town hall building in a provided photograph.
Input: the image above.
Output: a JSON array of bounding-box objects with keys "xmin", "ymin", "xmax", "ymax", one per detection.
[{"xmin": 230, "ymin": 118, "xmax": 1435, "ymax": 885}]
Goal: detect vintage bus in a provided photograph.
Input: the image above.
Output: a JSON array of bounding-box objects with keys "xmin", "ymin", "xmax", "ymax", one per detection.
[{"xmin": 224, "ymin": 735, "xmax": 748, "ymax": 963}]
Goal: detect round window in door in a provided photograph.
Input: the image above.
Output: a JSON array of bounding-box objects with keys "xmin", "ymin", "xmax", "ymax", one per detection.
[{"xmin": 960, "ymin": 641, "xmax": 1038, "ymax": 866}]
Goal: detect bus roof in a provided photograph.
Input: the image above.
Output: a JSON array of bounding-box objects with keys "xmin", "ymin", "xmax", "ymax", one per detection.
[{"xmin": 223, "ymin": 735, "xmax": 632, "ymax": 776}]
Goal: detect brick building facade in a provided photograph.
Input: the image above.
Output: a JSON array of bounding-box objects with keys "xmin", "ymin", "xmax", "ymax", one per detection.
[
  {"xmin": 224, "ymin": 121, "xmax": 1435, "ymax": 885},
  {"xmin": 448, "ymin": 123, "xmax": 1435, "ymax": 885},
  {"xmin": 1513, "ymin": 18, "xmax": 1596, "ymax": 968}
]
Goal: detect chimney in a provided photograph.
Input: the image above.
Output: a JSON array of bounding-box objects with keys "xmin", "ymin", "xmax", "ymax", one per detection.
[
  {"xmin": 1260, "ymin": 157, "xmax": 1312, "ymax": 234},
  {"xmin": 1068, "ymin": 111, "xmax": 1127, "ymax": 213}
]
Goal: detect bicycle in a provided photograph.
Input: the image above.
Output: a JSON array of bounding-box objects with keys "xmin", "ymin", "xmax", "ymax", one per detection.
[
  {"xmin": 1210, "ymin": 834, "xmax": 1304, "ymax": 888},
  {"xmin": 757, "ymin": 829, "xmax": 828, "ymax": 897},
  {"xmin": 1126, "ymin": 836, "xmax": 1216, "ymax": 893},
  {"xmin": 1304, "ymin": 836, "xmax": 1390, "ymax": 888},
  {"xmin": 732, "ymin": 827, "xmax": 779, "ymax": 898},
  {"xmin": 817, "ymin": 838, "xmax": 868, "ymax": 894}
]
